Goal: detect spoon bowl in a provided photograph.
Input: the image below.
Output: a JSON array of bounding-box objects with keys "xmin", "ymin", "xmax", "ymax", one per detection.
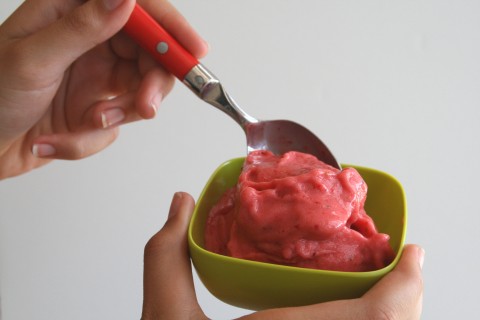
[
  {"xmin": 245, "ymin": 120, "xmax": 340, "ymax": 168},
  {"xmin": 183, "ymin": 64, "xmax": 341, "ymax": 169}
]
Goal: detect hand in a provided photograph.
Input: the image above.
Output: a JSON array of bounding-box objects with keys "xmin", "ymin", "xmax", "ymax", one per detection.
[
  {"xmin": 0, "ymin": 0, "xmax": 208, "ymax": 179},
  {"xmin": 142, "ymin": 192, "xmax": 424, "ymax": 320}
]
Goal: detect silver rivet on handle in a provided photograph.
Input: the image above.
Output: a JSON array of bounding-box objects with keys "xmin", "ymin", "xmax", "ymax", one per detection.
[{"xmin": 156, "ymin": 42, "xmax": 169, "ymax": 54}]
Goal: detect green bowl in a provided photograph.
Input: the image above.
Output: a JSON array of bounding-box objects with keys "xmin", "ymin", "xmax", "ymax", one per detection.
[{"xmin": 188, "ymin": 157, "xmax": 407, "ymax": 310}]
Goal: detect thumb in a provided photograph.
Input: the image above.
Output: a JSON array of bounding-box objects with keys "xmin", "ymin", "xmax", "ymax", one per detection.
[
  {"xmin": 22, "ymin": 0, "xmax": 135, "ymax": 72},
  {"xmin": 142, "ymin": 192, "xmax": 207, "ymax": 320},
  {"xmin": 361, "ymin": 244, "xmax": 424, "ymax": 319}
]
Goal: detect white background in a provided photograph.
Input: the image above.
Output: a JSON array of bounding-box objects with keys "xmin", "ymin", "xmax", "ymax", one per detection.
[{"xmin": 1, "ymin": 0, "xmax": 479, "ymax": 319}]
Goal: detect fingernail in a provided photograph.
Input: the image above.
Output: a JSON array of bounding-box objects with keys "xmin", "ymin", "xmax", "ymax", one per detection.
[
  {"xmin": 168, "ymin": 192, "xmax": 184, "ymax": 219},
  {"xmin": 32, "ymin": 144, "xmax": 56, "ymax": 157},
  {"xmin": 418, "ymin": 247, "xmax": 425, "ymax": 270},
  {"xmin": 150, "ymin": 93, "xmax": 163, "ymax": 117},
  {"xmin": 101, "ymin": 108, "xmax": 125, "ymax": 128},
  {"xmin": 102, "ymin": 0, "xmax": 125, "ymax": 11}
]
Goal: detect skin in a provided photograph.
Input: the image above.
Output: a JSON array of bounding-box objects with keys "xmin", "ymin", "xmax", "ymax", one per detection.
[
  {"xmin": 0, "ymin": 1, "xmax": 424, "ymax": 318},
  {"xmin": 0, "ymin": 0, "xmax": 208, "ymax": 179},
  {"xmin": 143, "ymin": 192, "xmax": 424, "ymax": 320}
]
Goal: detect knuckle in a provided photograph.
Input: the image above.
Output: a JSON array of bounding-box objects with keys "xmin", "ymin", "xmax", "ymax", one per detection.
[
  {"xmin": 144, "ymin": 229, "xmax": 177, "ymax": 258},
  {"xmin": 1, "ymin": 41, "xmax": 40, "ymax": 85},
  {"xmin": 66, "ymin": 129, "xmax": 119, "ymax": 160},
  {"xmin": 62, "ymin": 9, "xmax": 94, "ymax": 34},
  {"xmin": 160, "ymin": 70, "xmax": 176, "ymax": 94},
  {"xmin": 61, "ymin": 7, "xmax": 105, "ymax": 47},
  {"xmin": 63, "ymin": 139, "xmax": 88, "ymax": 160},
  {"xmin": 365, "ymin": 304, "xmax": 398, "ymax": 320}
]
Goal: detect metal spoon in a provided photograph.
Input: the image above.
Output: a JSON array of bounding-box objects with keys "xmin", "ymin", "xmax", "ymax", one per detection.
[{"xmin": 124, "ymin": 5, "xmax": 341, "ymax": 169}]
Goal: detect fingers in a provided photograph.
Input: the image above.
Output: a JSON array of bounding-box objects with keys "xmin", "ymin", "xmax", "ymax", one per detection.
[
  {"xmin": 243, "ymin": 299, "xmax": 361, "ymax": 320},
  {"xmin": 142, "ymin": 193, "xmax": 207, "ymax": 320},
  {"xmin": 133, "ymin": 66, "xmax": 175, "ymax": 119},
  {"xmin": 139, "ymin": 0, "xmax": 209, "ymax": 59},
  {"xmin": 0, "ymin": 0, "xmax": 76, "ymax": 38},
  {"xmin": 6, "ymin": 0, "xmax": 136, "ymax": 79},
  {"xmin": 88, "ymin": 70, "xmax": 174, "ymax": 129},
  {"xmin": 361, "ymin": 244, "xmax": 424, "ymax": 319},
  {"xmin": 243, "ymin": 245, "xmax": 424, "ymax": 320},
  {"xmin": 29, "ymin": 87, "xmax": 171, "ymax": 160},
  {"xmin": 2, "ymin": 0, "xmax": 208, "ymax": 59},
  {"xmin": 31, "ymin": 127, "xmax": 119, "ymax": 160},
  {"xmin": 90, "ymin": 93, "xmax": 141, "ymax": 129}
]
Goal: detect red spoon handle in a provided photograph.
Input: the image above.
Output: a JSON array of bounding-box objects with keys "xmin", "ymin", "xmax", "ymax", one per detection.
[{"xmin": 123, "ymin": 4, "xmax": 199, "ymax": 80}]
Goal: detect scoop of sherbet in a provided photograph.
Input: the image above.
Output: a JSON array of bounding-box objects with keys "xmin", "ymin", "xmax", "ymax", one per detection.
[{"xmin": 204, "ymin": 150, "xmax": 395, "ymax": 272}]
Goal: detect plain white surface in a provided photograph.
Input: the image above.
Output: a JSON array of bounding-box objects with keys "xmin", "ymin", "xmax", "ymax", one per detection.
[{"xmin": 1, "ymin": 0, "xmax": 479, "ymax": 319}]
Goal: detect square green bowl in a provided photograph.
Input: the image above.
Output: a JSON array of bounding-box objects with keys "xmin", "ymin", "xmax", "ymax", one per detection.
[{"xmin": 188, "ymin": 157, "xmax": 407, "ymax": 310}]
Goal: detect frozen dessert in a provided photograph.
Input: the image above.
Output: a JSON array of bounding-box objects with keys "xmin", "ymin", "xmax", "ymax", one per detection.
[{"xmin": 204, "ymin": 150, "xmax": 395, "ymax": 272}]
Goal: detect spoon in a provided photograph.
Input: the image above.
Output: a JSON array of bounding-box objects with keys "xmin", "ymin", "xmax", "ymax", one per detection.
[{"xmin": 123, "ymin": 4, "xmax": 341, "ymax": 169}]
